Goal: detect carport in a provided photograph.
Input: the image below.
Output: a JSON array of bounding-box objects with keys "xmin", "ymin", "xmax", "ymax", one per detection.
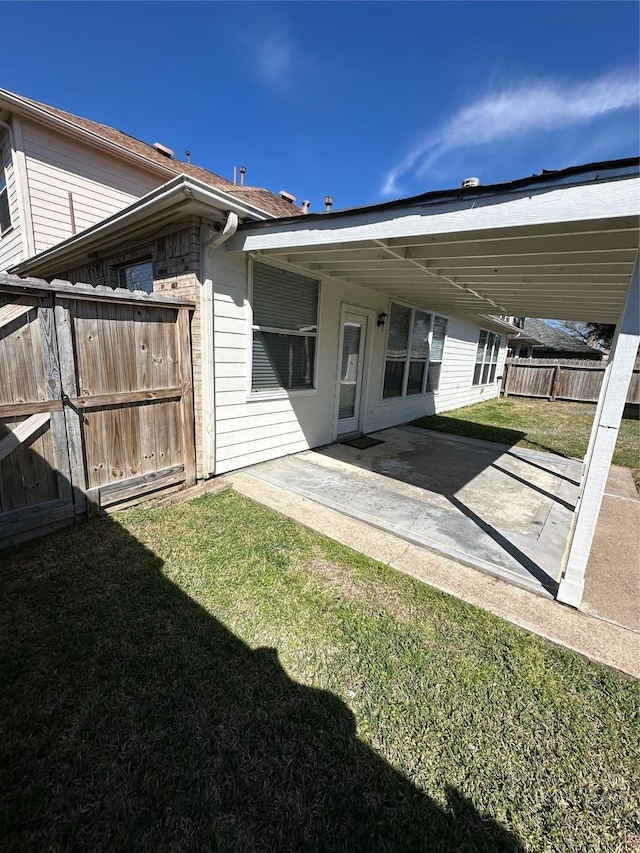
[{"xmin": 228, "ymin": 159, "xmax": 640, "ymax": 608}]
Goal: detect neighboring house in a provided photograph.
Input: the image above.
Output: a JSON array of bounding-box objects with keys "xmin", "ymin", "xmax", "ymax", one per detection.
[
  {"xmin": 0, "ymin": 88, "xmax": 299, "ymax": 272},
  {"xmin": 1, "ymin": 89, "xmax": 514, "ymax": 481},
  {"xmin": 507, "ymin": 317, "xmax": 603, "ymax": 360}
]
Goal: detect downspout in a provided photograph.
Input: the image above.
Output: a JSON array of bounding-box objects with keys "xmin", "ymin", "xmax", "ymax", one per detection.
[{"xmin": 201, "ymin": 211, "xmax": 239, "ymax": 477}]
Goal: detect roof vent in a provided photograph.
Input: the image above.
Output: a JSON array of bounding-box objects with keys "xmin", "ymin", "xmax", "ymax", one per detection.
[
  {"xmin": 301, "ymin": 200, "xmax": 311, "ymax": 214},
  {"xmin": 153, "ymin": 142, "xmax": 174, "ymax": 158},
  {"xmin": 461, "ymin": 176, "xmax": 480, "ymax": 188},
  {"xmin": 279, "ymin": 190, "xmax": 296, "ymax": 203}
]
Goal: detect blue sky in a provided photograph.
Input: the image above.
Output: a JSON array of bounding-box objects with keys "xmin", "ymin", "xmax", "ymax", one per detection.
[{"xmin": 1, "ymin": 1, "xmax": 638, "ymax": 211}]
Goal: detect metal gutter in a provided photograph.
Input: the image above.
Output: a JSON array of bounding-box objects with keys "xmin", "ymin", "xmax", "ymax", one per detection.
[
  {"xmin": 237, "ymin": 157, "xmax": 640, "ymax": 230},
  {"xmin": 9, "ymin": 175, "xmax": 275, "ymax": 276}
]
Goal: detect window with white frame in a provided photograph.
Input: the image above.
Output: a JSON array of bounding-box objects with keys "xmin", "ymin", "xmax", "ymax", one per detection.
[
  {"xmin": 473, "ymin": 330, "xmax": 501, "ymax": 385},
  {"xmin": 251, "ymin": 261, "xmax": 318, "ymax": 392},
  {"xmin": 0, "ymin": 168, "xmax": 11, "ymax": 235},
  {"xmin": 383, "ymin": 302, "xmax": 448, "ymax": 398},
  {"xmin": 117, "ymin": 260, "xmax": 153, "ymax": 293},
  {"xmin": 427, "ymin": 315, "xmax": 448, "ymax": 391}
]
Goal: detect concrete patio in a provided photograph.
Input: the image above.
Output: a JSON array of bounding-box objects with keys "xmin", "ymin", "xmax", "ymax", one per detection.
[
  {"xmin": 226, "ymin": 426, "xmax": 639, "ymax": 676},
  {"xmin": 244, "ymin": 427, "xmax": 581, "ymax": 598}
]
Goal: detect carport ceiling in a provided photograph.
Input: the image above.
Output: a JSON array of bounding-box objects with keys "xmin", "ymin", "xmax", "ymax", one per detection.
[{"xmin": 230, "ymin": 160, "xmax": 639, "ymax": 323}]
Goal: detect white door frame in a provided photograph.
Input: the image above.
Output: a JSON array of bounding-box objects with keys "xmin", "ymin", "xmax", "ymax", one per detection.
[{"xmin": 333, "ymin": 304, "xmax": 375, "ymax": 440}]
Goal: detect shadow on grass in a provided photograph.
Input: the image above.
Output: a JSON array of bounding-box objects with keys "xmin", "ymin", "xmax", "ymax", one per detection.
[
  {"xmin": 1, "ymin": 513, "xmax": 524, "ymax": 852},
  {"xmin": 411, "ymin": 414, "xmax": 571, "ymax": 459}
]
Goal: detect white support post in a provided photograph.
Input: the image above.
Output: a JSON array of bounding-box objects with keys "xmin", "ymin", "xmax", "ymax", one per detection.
[
  {"xmin": 558, "ymin": 252, "xmax": 640, "ymax": 607},
  {"xmin": 582, "ymin": 357, "xmax": 611, "ymax": 475}
]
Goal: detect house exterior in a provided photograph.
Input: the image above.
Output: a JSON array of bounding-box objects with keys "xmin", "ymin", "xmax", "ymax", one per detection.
[
  {"xmin": 1, "ymin": 89, "xmax": 513, "ymax": 481},
  {"xmin": 2, "ymin": 88, "xmax": 639, "ymax": 610},
  {"xmin": 507, "ymin": 317, "xmax": 603, "ymax": 359},
  {"xmin": 0, "ymin": 88, "xmax": 299, "ymax": 271}
]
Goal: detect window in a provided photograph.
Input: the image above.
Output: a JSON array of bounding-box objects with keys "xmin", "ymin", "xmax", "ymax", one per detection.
[
  {"xmin": 473, "ymin": 330, "xmax": 501, "ymax": 385},
  {"xmin": 117, "ymin": 260, "xmax": 153, "ymax": 293},
  {"xmin": 251, "ymin": 261, "xmax": 318, "ymax": 393},
  {"xmin": 383, "ymin": 302, "xmax": 448, "ymax": 398},
  {"xmin": 0, "ymin": 168, "xmax": 11, "ymax": 235}
]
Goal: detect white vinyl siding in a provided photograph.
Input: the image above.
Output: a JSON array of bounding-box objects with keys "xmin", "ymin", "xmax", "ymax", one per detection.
[
  {"xmin": 20, "ymin": 119, "xmax": 161, "ymax": 252},
  {"xmin": 0, "ymin": 130, "xmax": 23, "ymax": 271},
  {"xmin": 209, "ymin": 246, "xmax": 508, "ymax": 475}
]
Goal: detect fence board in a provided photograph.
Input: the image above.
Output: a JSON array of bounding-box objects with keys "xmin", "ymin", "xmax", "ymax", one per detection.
[
  {"xmin": 38, "ymin": 296, "xmax": 73, "ymax": 504},
  {"xmin": 0, "ymin": 413, "xmax": 50, "ymax": 464},
  {"xmin": 54, "ymin": 299, "xmax": 87, "ymax": 514},
  {"xmin": 0, "ymin": 277, "xmax": 196, "ymax": 548},
  {"xmin": 0, "ymin": 296, "xmax": 36, "ymax": 330},
  {"xmin": 502, "ymin": 357, "xmax": 640, "ymax": 404}
]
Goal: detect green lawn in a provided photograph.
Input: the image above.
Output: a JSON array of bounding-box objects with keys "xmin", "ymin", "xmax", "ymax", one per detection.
[
  {"xmin": 412, "ymin": 397, "xmax": 640, "ymax": 469},
  {"xmin": 1, "ymin": 491, "xmax": 638, "ymax": 852}
]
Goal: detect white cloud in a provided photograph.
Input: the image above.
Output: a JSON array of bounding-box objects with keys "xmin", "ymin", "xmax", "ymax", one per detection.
[
  {"xmin": 381, "ymin": 70, "xmax": 640, "ymax": 196},
  {"xmin": 254, "ymin": 31, "xmax": 295, "ymax": 90}
]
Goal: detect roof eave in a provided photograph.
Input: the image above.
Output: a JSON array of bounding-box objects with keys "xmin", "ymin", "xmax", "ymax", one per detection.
[
  {"xmin": 234, "ymin": 157, "xmax": 640, "ymax": 233},
  {"xmin": 9, "ymin": 175, "xmax": 276, "ymax": 277}
]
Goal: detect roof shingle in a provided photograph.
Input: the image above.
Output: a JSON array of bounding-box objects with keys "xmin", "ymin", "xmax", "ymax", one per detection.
[
  {"xmin": 522, "ymin": 318, "xmax": 602, "ymax": 355},
  {"xmin": 9, "ymin": 92, "xmax": 302, "ymax": 219}
]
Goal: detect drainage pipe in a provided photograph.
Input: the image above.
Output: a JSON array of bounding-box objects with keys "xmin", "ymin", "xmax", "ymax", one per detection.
[{"xmin": 201, "ymin": 210, "xmax": 239, "ymax": 477}]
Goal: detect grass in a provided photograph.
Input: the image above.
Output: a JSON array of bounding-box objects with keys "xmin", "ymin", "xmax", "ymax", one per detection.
[
  {"xmin": 412, "ymin": 397, "xmax": 640, "ymax": 470},
  {"xmin": 1, "ymin": 491, "xmax": 638, "ymax": 852}
]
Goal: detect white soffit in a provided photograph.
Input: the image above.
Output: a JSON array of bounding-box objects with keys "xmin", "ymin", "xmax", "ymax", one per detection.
[{"xmin": 231, "ymin": 166, "xmax": 639, "ymax": 322}]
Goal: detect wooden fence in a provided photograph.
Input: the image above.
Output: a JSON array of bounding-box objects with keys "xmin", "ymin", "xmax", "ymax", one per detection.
[
  {"xmin": 0, "ymin": 275, "xmax": 195, "ymax": 548},
  {"xmin": 501, "ymin": 357, "xmax": 640, "ymax": 404}
]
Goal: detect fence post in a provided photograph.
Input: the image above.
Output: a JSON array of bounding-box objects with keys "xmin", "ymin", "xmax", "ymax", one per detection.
[
  {"xmin": 177, "ymin": 307, "xmax": 197, "ymax": 487},
  {"xmin": 38, "ymin": 293, "xmax": 74, "ymax": 505},
  {"xmin": 53, "ymin": 297, "xmax": 88, "ymax": 516},
  {"xmin": 502, "ymin": 362, "xmax": 510, "ymax": 396},
  {"xmin": 549, "ymin": 365, "xmax": 560, "ymax": 401}
]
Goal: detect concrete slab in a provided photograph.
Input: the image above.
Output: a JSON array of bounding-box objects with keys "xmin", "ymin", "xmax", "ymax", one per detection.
[
  {"xmin": 229, "ymin": 471, "xmax": 640, "ymax": 679},
  {"xmin": 582, "ymin": 466, "xmax": 640, "ymax": 631},
  {"xmin": 244, "ymin": 427, "xmax": 581, "ymax": 598}
]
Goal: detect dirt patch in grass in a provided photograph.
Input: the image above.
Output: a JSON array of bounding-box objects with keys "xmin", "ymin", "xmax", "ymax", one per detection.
[{"xmin": 306, "ymin": 556, "xmax": 367, "ymax": 599}]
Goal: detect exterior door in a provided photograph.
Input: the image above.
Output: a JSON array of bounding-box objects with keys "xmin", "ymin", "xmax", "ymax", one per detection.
[{"xmin": 336, "ymin": 310, "xmax": 369, "ymax": 436}]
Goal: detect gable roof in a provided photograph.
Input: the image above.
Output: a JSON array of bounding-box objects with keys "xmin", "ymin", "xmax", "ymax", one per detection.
[
  {"xmin": 0, "ymin": 89, "xmax": 302, "ymax": 219},
  {"xmin": 520, "ymin": 318, "xmax": 603, "ymax": 355}
]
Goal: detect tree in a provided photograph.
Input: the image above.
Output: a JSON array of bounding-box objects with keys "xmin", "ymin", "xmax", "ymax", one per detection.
[
  {"xmin": 549, "ymin": 320, "xmax": 615, "ymax": 352},
  {"xmin": 585, "ymin": 323, "xmax": 615, "ymax": 350}
]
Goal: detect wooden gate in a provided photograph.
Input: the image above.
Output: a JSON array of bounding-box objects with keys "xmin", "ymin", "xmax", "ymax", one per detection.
[{"xmin": 0, "ymin": 276, "xmax": 195, "ymax": 548}]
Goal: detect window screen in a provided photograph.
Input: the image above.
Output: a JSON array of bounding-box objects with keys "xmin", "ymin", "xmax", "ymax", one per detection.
[
  {"xmin": 118, "ymin": 261, "xmax": 153, "ymax": 294},
  {"xmin": 473, "ymin": 330, "xmax": 501, "ymax": 385},
  {"xmin": 251, "ymin": 262, "xmax": 319, "ymax": 391},
  {"xmin": 383, "ymin": 303, "xmax": 447, "ymax": 398},
  {"xmin": 0, "ymin": 169, "xmax": 10, "ymax": 234},
  {"xmin": 383, "ymin": 304, "xmax": 411, "ymax": 398}
]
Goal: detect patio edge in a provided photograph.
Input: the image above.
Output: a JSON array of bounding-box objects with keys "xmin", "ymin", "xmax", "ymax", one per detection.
[{"xmin": 229, "ymin": 471, "xmax": 640, "ymax": 680}]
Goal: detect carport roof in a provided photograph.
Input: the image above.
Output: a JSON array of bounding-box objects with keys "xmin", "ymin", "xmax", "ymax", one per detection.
[{"xmin": 229, "ymin": 158, "xmax": 640, "ymax": 323}]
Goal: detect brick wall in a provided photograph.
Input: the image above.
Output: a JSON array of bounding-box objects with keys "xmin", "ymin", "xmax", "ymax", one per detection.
[{"xmin": 54, "ymin": 222, "xmax": 207, "ymax": 479}]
